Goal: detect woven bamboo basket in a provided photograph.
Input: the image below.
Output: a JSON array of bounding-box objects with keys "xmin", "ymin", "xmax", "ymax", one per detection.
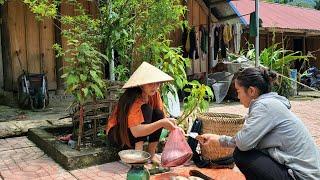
[{"xmin": 197, "ymin": 113, "xmax": 244, "ymax": 161}]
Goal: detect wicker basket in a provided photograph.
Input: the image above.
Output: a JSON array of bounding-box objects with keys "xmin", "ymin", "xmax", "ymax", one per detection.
[{"xmin": 197, "ymin": 113, "xmax": 244, "ymax": 161}]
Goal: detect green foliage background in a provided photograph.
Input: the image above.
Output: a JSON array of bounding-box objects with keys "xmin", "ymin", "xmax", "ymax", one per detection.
[{"xmin": 5, "ymin": 0, "xmax": 213, "ymax": 130}]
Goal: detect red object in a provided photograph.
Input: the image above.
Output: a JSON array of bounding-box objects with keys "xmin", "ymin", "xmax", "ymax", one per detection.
[
  {"xmin": 58, "ymin": 134, "xmax": 72, "ymax": 142},
  {"xmin": 161, "ymin": 128, "xmax": 193, "ymax": 167},
  {"xmin": 231, "ymin": 0, "xmax": 320, "ymax": 31}
]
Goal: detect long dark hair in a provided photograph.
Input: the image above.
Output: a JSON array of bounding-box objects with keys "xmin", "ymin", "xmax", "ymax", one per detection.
[
  {"xmin": 236, "ymin": 67, "xmax": 277, "ymax": 95},
  {"xmin": 112, "ymin": 87, "xmax": 142, "ymax": 147}
]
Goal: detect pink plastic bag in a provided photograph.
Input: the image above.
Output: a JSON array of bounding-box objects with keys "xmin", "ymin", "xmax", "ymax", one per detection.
[{"xmin": 161, "ymin": 128, "xmax": 193, "ymax": 167}]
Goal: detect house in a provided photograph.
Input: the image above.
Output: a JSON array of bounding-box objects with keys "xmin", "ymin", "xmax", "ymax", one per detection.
[
  {"xmin": 0, "ymin": 0, "xmax": 98, "ymax": 92},
  {"xmin": 3, "ymin": 0, "xmax": 319, "ymax": 94},
  {"xmin": 231, "ymin": 0, "xmax": 320, "ymax": 70},
  {"xmin": 0, "ymin": 0, "xmax": 224, "ymax": 92}
]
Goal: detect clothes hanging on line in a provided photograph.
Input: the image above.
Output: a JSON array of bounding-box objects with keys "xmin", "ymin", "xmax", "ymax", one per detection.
[
  {"xmin": 200, "ymin": 25, "xmax": 208, "ymax": 54},
  {"xmin": 210, "ymin": 24, "xmax": 218, "ymax": 68},
  {"xmin": 220, "ymin": 25, "xmax": 227, "ymax": 59},
  {"xmin": 182, "ymin": 26, "xmax": 189, "ymax": 58},
  {"xmin": 210, "ymin": 22, "xmax": 243, "ymax": 63},
  {"xmin": 233, "ymin": 23, "xmax": 242, "ymax": 54},
  {"xmin": 223, "ymin": 24, "xmax": 233, "ymax": 44}
]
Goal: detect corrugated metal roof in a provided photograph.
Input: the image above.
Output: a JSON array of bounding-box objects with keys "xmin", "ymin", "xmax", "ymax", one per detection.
[
  {"xmin": 231, "ymin": 0, "xmax": 320, "ymax": 32},
  {"xmin": 204, "ymin": 0, "xmax": 241, "ymax": 23}
]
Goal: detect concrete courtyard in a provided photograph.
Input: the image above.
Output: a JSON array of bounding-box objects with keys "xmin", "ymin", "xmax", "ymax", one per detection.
[{"xmin": 0, "ymin": 98, "xmax": 319, "ymax": 180}]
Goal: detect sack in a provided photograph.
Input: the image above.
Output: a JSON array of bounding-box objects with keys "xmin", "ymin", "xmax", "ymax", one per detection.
[{"xmin": 161, "ymin": 128, "xmax": 193, "ymax": 167}]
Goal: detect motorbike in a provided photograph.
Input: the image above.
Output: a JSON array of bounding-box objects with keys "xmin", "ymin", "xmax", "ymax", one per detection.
[{"xmin": 300, "ymin": 67, "xmax": 320, "ymax": 90}]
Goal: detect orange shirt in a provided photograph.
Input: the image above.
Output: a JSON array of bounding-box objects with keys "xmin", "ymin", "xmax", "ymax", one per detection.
[{"xmin": 106, "ymin": 91, "xmax": 163, "ymax": 133}]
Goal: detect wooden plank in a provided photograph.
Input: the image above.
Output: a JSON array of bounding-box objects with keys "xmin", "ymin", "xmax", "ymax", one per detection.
[
  {"xmin": 1, "ymin": 2, "xmax": 13, "ymax": 90},
  {"xmin": 8, "ymin": 0, "xmax": 27, "ymax": 90},
  {"xmin": 199, "ymin": 8, "xmax": 207, "ymax": 26},
  {"xmin": 187, "ymin": 0, "xmax": 193, "ymax": 26},
  {"xmin": 79, "ymin": 0, "xmax": 90, "ymax": 15},
  {"xmin": 26, "ymin": 8, "xmax": 41, "ymax": 74},
  {"xmin": 40, "ymin": 18, "xmax": 57, "ymax": 90},
  {"xmin": 199, "ymin": 8, "xmax": 208, "ymax": 73},
  {"xmin": 0, "ymin": 4, "xmax": 6, "ymax": 89},
  {"xmin": 196, "ymin": 0, "xmax": 209, "ymax": 16},
  {"xmin": 193, "ymin": 1, "xmax": 200, "ymax": 27},
  {"xmin": 89, "ymin": 0, "xmax": 99, "ymax": 18}
]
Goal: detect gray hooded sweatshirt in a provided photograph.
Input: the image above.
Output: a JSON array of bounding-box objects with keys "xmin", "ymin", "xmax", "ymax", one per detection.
[{"xmin": 219, "ymin": 92, "xmax": 320, "ymax": 179}]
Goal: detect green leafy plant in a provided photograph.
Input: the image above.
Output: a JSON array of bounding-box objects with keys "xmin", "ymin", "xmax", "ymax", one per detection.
[
  {"xmin": 52, "ymin": 1, "xmax": 106, "ymax": 149},
  {"xmin": 54, "ymin": 40, "xmax": 107, "ymax": 149},
  {"xmin": 259, "ymin": 43, "xmax": 312, "ymax": 96},
  {"xmin": 113, "ymin": 65, "xmax": 130, "ymax": 82},
  {"xmin": 100, "ymin": 0, "xmax": 213, "ymax": 131},
  {"xmin": 177, "ymin": 81, "xmax": 213, "ymax": 130},
  {"xmin": 22, "ymin": 0, "xmax": 213, "ymax": 134},
  {"xmin": 231, "ymin": 40, "xmax": 312, "ymax": 97}
]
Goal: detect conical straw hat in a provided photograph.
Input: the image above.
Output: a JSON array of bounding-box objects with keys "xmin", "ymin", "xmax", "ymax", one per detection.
[{"xmin": 122, "ymin": 62, "xmax": 174, "ymax": 89}]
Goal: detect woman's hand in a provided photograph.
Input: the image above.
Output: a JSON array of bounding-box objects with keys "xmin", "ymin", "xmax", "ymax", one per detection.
[
  {"xmin": 160, "ymin": 118, "xmax": 177, "ymax": 131},
  {"xmin": 197, "ymin": 134, "xmax": 220, "ymax": 146}
]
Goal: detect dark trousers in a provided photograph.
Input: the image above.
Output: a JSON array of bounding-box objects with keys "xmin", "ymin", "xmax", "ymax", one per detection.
[
  {"xmin": 233, "ymin": 147, "xmax": 296, "ymax": 180},
  {"xmin": 108, "ymin": 104, "xmax": 164, "ymax": 148}
]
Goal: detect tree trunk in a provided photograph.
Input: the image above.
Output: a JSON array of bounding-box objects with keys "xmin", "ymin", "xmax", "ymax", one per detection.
[{"xmin": 77, "ymin": 105, "xmax": 84, "ymax": 150}]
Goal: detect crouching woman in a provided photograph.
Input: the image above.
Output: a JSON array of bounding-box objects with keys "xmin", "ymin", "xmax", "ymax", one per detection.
[
  {"xmin": 106, "ymin": 62, "xmax": 177, "ymax": 163},
  {"xmin": 198, "ymin": 67, "xmax": 320, "ymax": 180}
]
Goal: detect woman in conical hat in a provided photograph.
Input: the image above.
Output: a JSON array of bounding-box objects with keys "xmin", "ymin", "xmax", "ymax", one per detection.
[{"xmin": 106, "ymin": 62, "xmax": 177, "ymax": 163}]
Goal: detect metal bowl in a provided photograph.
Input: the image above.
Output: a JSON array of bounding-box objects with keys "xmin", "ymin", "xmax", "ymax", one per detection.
[{"xmin": 118, "ymin": 150, "xmax": 151, "ymax": 164}]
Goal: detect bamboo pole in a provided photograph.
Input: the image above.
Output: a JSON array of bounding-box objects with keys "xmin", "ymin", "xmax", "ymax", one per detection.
[
  {"xmin": 276, "ymin": 73, "xmax": 320, "ymax": 93},
  {"xmin": 259, "ymin": 64, "xmax": 320, "ymax": 93}
]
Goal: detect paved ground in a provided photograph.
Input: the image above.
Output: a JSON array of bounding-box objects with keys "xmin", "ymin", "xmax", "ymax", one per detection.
[
  {"xmin": 0, "ymin": 99, "xmax": 71, "ymax": 138},
  {"xmin": 0, "ymin": 98, "xmax": 319, "ymax": 180},
  {"xmin": 209, "ymin": 98, "xmax": 320, "ymax": 146}
]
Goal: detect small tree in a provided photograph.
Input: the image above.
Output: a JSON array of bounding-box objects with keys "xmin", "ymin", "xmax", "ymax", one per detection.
[
  {"xmin": 15, "ymin": 0, "xmax": 213, "ymax": 138},
  {"xmin": 230, "ymin": 33, "xmax": 312, "ymax": 97},
  {"xmin": 100, "ymin": 0, "xmax": 213, "ymax": 130},
  {"xmin": 55, "ymin": 41, "xmax": 107, "ymax": 149}
]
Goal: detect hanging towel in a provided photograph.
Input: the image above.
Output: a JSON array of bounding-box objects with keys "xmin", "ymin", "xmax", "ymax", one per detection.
[
  {"xmin": 233, "ymin": 23, "xmax": 242, "ymax": 54},
  {"xmin": 249, "ymin": 12, "xmax": 263, "ymax": 37},
  {"xmin": 223, "ymin": 24, "xmax": 233, "ymax": 43},
  {"xmin": 249, "ymin": 12, "xmax": 257, "ymax": 37},
  {"xmin": 186, "ymin": 31, "xmax": 191, "ymax": 53}
]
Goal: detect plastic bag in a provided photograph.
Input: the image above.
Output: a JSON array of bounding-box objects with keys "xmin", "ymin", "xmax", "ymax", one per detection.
[
  {"xmin": 208, "ymin": 71, "xmax": 234, "ymax": 103},
  {"xmin": 161, "ymin": 128, "xmax": 193, "ymax": 167}
]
